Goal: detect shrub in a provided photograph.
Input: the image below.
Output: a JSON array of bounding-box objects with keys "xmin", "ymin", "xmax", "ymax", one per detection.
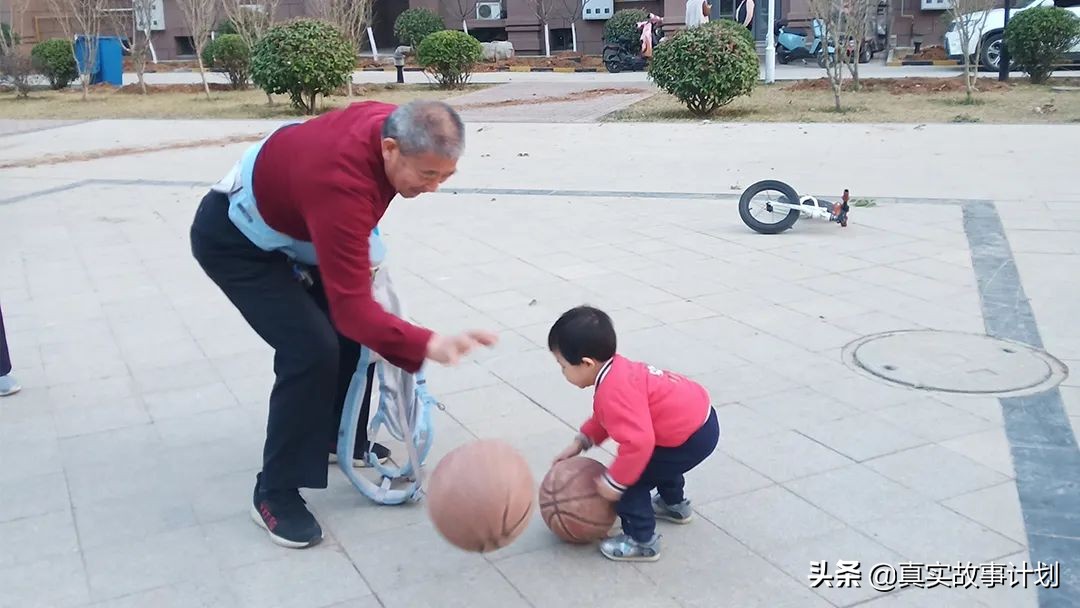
[
  {"xmin": 647, "ymin": 22, "xmax": 758, "ymax": 117},
  {"xmin": 1, "ymin": 22, "xmax": 19, "ymax": 54},
  {"xmin": 705, "ymin": 18, "xmax": 754, "ymax": 47},
  {"xmin": 0, "ymin": 51, "xmax": 34, "ymax": 97},
  {"xmin": 604, "ymin": 9, "xmax": 649, "ymax": 51},
  {"xmin": 394, "ymin": 8, "xmax": 444, "ymax": 49},
  {"xmin": 1004, "ymin": 6, "xmax": 1080, "ymax": 84},
  {"xmin": 251, "ymin": 19, "xmax": 356, "ymax": 114},
  {"xmin": 31, "ymin": 38, "xmax": 77, "ymax": 90},
  {"xmin": 416, "ymin": 29, "xmax": 481, "ymax": 89},
  {"xmin": 204, "ymin": 34, "xmax": 251, "ymax": 89}
]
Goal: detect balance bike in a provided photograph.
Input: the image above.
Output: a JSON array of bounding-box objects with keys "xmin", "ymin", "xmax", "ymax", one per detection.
[{"xmin": 738, "ymin": 179, "xmax": 850, "ymax": 234}]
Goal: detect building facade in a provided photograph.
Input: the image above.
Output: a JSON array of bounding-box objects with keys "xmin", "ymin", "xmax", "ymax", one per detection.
[{"xmin": 4, "ymin": 0, "xmax": 973, "ymax": 62}]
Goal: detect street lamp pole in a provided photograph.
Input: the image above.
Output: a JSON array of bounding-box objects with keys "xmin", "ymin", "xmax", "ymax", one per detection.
[{"xmin": 765, "ymin": 0, "xmax": 776, "ymax": 83}]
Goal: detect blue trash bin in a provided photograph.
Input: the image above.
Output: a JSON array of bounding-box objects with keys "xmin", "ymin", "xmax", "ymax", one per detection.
[{"xmin": 74, "ymin": 35, "xmax": 123, "ymax": 87}]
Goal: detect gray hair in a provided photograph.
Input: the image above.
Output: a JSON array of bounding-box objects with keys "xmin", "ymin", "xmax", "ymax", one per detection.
[{"xmin": 381, "ymin": 100, "xmax": 465, "ymax": 159}]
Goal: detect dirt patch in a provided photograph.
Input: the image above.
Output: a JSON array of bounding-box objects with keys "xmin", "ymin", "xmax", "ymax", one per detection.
[
  {"xmin": 906, "ymin": 45, "xmax": 949, "ymax": 61},
  {"xmin": 785, "ymin": 76, "xmax": 1015, "ymax": 94},
  {"xmin": 452, "ymin": 87, "xmax": 646, "ymax": 110},
  {"xmin": 0, "ymin": 133, "xmax": 266, "ymax": 169}
]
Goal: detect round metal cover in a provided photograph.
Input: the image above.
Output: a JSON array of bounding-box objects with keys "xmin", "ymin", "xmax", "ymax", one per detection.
[{"xmin": 842, "ymin": 330, "xmax": 1068, "ymax": 397}]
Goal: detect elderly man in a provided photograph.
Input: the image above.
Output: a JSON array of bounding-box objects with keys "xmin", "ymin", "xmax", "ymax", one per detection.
[{"xmin": 190, "ymin": 100, "xmax": 497, "ymax": 549}]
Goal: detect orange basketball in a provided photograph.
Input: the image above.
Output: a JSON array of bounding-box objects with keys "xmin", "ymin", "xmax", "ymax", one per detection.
[
  {"xmin": 425, "ymin": 439, "xmax": 535, "ymax": 553},
  {"xmin": 539, "ymin": 456, "xmax": 617, "ymax": 543}
]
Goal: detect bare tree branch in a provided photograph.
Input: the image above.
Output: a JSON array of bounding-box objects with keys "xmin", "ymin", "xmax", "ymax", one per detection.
[
  {"xmin": 308, "ymin": 0, "xmax": 373, "ymax": 96},
  {"xmin": 175, "ymin": 0, "xmax": 218, "ymax": 101},
  {"xmin": 44, "ymin": 0, "xmax": 109, "ymax": 101},
  {"xmin": 221, "ymin": 0, "xmax": 279, "ymax": 50},
  {"xmin": 442, "ymin": 0, "xmax": 478, "ymax": 33},
  {"xmin": 533, "ymin": 0, "xmax": 557, "ymax": 56},
  {"xmin": 947, "ymin": 0, "xmax": 995, "ymax": 103},
  {"xmin": 807, "ymin": 0, "xmax": 866, "ymax": 110}
]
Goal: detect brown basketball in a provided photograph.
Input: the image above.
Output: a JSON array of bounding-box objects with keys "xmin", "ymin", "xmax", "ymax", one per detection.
[
  {"xmin": 425, "ymin": 438, "xmax": 535, "ymax": 553},
  {"xmin": 539, "ymin": 456, "xmax": 617, "ymax": 543}
]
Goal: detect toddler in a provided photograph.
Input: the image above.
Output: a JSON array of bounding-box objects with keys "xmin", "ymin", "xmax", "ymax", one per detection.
[{"xmin": 549, "ymin": 305, "xmax": 720, "ymax": 562}]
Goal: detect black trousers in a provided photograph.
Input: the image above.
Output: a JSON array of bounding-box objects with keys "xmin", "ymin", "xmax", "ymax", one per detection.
[
  {"xmin": 189, "ymin": 189, "xmax": 374, "ymax": 491},
  {"xmin": 0, "ymin": 300, "xmax": 11, "ymax": 377},
  {"xmin": 617, "ymin": 407, "xmax": 720, "ymax": 542}
]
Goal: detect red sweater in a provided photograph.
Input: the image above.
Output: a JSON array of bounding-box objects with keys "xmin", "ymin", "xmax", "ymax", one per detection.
[
  {"xmin": 579, "ymin": 355, "xmax": 712, "ymax": 492},
  {"xmin": 251, "ymin": 101, "xmax": 432, "ymax": 373}
]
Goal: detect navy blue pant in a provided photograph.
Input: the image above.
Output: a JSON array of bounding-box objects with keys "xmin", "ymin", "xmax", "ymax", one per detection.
[
  {"xmin": 0, "ymin": 300, "xmax": 11, "ymax": 377},
  {"xmin": 617, "ymin": 407, "xmax": 720, "ymax": 542}
]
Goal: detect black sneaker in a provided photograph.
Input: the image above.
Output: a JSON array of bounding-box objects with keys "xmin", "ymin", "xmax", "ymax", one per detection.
[
  {"xmin": 250, "ymin": 473, "xmax": 323, "ymax": 549},
  {"xmin": 328, "ymin": 441, "xmax": 391, "ymax": 468}
]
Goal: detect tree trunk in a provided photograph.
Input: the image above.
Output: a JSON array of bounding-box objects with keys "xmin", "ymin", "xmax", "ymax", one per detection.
[
  {"xmin": 196, "ymin": 54, "xmax": 212, "ymax": 101},
  {"xmin": 81, "ymin": 75, "xmax": 89, "ymax": 101},
  {"xmin": 833, "ymin": 89, "xmax": 841, "ymax": 112},
  {"xmin": 307, "ymin": 91, "xmax": 317, "ymax": 114}
]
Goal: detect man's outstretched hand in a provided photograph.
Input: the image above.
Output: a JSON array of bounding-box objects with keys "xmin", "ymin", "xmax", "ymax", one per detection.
[{"xmin": 425, "ymin": 330, "xmax": 499, "ymax": 365}]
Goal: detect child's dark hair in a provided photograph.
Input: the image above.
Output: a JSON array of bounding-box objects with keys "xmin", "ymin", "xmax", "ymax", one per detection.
[{"xmin": 547, "ymin": 305, "xmax": 617, "ymax": 365}]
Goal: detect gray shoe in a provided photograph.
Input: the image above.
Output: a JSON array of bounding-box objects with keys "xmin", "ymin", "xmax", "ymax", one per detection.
[
  {"xmin": 0, "ymin": 375, "xmax": 20, "ymax": 397},
  {"xmin": 652, "ymin": 494, "xmax": 694, "ymax": 524},
  {"xmin": 600, "ymin": 533, "xmax": 661, "ymax": 562}
]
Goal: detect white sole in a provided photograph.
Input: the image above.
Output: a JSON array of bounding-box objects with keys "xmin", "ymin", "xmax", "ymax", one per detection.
[{"xmin": 249, "ymin": 504, "xmax": 322, "ymax": 549}]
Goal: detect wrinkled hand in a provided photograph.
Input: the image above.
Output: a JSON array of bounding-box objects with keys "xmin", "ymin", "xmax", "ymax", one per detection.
[
  {"xmin": 596, "ymin": 476, "xmax": 621, "ymax": 502},
  {"xmin": 552, "ymin": 438, "xmax": 584, "ymax": 466},
  {"xmin": 425, "ymin": 330, "xmax": 499, "ymax": 366}
]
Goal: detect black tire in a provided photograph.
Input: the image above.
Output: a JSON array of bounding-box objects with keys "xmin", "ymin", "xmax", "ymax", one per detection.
[
  {"xmin": 859, "ymin": 45, "xmax": 872, "ymax": 63},
  {"xmin": 603, "ymin": 48, "xmax": 622, "ymax": 73},
  {"xmin": 738, "ymin": 180, "xmax": 801, "ymax": 234},
  {"xmin": 980, "ymin": 32, "xmax": 1003, "ymax": 71}
]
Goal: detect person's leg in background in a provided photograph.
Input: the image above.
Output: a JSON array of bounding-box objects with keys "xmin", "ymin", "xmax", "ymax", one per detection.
[
  {"xmin": 0, "ymin": 299, "xmax": 20, "ymax": 397},
  {"xmin": 305, "ymin": 269, "xmax": 391, "ymax": 467}
]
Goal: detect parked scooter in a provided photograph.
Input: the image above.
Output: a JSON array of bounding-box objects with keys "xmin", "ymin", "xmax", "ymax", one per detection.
[
  {"xmin": 774, "ymin": 18, "xmax": 832, "ymax": 66},
  {"xmin": 603, "ymin": 14, "xmax": 665, "ymax": 73}
]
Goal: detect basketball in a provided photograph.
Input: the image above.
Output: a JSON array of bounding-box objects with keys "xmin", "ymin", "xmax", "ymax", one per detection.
[
  {"xmin": 425, "ymin": 438, "xmax": 535, "ymax": 553},
  {"xmin": 539, "ymin": 455, "xmax": 617, "ymax": 543}
]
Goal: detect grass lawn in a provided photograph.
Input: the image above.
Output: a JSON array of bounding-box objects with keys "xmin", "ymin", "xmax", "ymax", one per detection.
[
  {"xmin": 0, "ymin": 82, "xmax": 484, "ymax": 120},
  {"xmin": 606, "ymin": 77, "xmax": 1080, "ymax": 124}
]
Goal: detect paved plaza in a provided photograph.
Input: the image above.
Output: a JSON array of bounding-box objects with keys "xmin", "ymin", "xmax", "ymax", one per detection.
[{"xmin": 1, "ymin": 109, "xmax": 1078, "ymax": 608}]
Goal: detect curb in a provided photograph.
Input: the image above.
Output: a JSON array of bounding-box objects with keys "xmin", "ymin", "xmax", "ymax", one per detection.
[
  {"xmin": 360, "ymin": 65, "xmax": 606, "ymax": 73},
  {"xmin": 886, "ymin": 59, "xmax": 962, "ymax": 66}
]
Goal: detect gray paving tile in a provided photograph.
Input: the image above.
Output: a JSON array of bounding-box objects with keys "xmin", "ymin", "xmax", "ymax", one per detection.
[
  {"xmin": 682, "ymin": 450, "xmax": 775, "ymax": 505},
  {"xmin": 440, "ymin": 380, "xmax": 568, "ymax": 440},
  {"xmin": 698, "ymin": 485, "xmax": 847, "ymax": 553},
  {"xmin": 52, "ymin": 396, "xmax": 151, "ymax": 439},
  {"xmin": 797, "ymin": 412, "xmax": 929, "ymax": 461},
  {"xmin": 850, "ymin": 502, "xmax": 1024, "ymax": 564},
  {"xmin": 942, "ymin": 481, "xmax": 1028, "ymax": 545},
  {"xmin": 872, "ymin": 398, "xmax": 1002, "ymax": 443},
  {"xmin": 865, "ymin": 444, "xmax": 1011, "ymax": 501},
  {"xmin": 82, "ymin": 575, "xmax": 241, "ymax": 608},
  {"xmin": 142, "ymin": 380, "xmax": 239, "ymax": 421},
  {"xmin": 225, "ymin": 547, "xmax": 375, "ymax": 608},
  {"xmin": 784, "ymin": 464, "xmax": 934, "ymax": 526},
  {"xmin": 720, "ymin": 429, "xmax": 854, "ymax": 482},
  {"xmin": 0, "ymin": 436, "xmax": 63, "ymax": 483},
  {"xmin": 493, "ymin": 543, "xmax": 682, "ymax": 608},
  {"xmin": 340, "ymin": 521, "xmax": 487, "ymax": 594},
  {"xmin": 81, "ymin": 525, "xmax": 219, "ymax": 602},
  {"xmin": 0, "ymin": 551, "xmax": 90, "ymax": 608},
  {"xmin": 738, "ymin": 386, "xmax": 863, "ymax": 428},
  {"xmin": 72, "ymin": 489, "xmax": 198, "ymax": 550},
  {"xmin": 378, "ymin": 562, "xmax": 529, "ymax": 608},
  {"xmin": 0, "ymin": 471, "xmax": 71, "ymax": 523},
  {"xmin": 759, "ymin": 526, "xmax": 907, "ymax": 607},
  {"xmin": 693, "ymin": 365, "xmax": 803, "ymax": 406},
  {"xmin": 153, "ymin": 405, "xmax": 256, "ymax": 448},
  {"xmin": 0, "ymin": 509, "xmax": 79, "ymax": 568},
  {"xmin": 940, "ymin": 429, "xmax": 1017, "ymax": 477}
]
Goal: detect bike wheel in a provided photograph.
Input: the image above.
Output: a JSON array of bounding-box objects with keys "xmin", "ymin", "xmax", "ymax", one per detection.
[{"xmin": 738, "ymin": 180, "xmax": 802, "ymax": 234}]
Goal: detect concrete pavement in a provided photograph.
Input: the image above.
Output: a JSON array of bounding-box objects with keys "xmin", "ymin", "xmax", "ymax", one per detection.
[{"xmin": 0, "ymin": 117, "xmax": 1077, "ymax": 608}]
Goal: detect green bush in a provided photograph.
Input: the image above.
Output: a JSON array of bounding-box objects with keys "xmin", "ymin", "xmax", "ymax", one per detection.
[
  {"xmin": 705, "ymin": 18, "xmax": 754, "ymax": 47},
  {"xmin": 31, "ymin": 38, "xmax": 77, "ymax": 90},
  {"xmin": 647, "ymin": 22, "xmax": 758, "ymax": 117},
  {"xmin": 203, "ymin": 34, "xmax": 251, "ymax": 89},
  {"xmin": 416, "ymin": 29, "xmax": 481, "ymax": 89},
  {"xmin": 1004, "ymin": 6, "xmax": 1080, "ymax": 84},
  {"xmin": 604, "ymin": 9, "xmax": 649, "ymax": 51},
  {"xmin": 215, "ymin": 19, "xmax": 239, "ymax": 36},
  {"xmin": 394, "ymin": 8, "xmax": 444, "ymax": 49},
  {"xmin": 251, "ymin": 19, "xmax": 356, "ymax": 114}
]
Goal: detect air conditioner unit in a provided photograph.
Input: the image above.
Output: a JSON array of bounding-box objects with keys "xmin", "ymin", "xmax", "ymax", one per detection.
[
  {"xmin": 582, "ymin": 0, "xmax": 614, "ymax": 21},
  {"xmin": 476, "ymin": 2, "xmax": 503, "ymax": 19},
  {"xmin": 920, "ymin": 0, "xmax": 952, "ymax": 10}
]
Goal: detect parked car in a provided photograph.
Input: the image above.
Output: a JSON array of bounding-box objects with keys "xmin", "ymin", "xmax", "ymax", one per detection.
[{"xmin": 944, "ymin": 0, "xmax": 1080, "ymax": 70}]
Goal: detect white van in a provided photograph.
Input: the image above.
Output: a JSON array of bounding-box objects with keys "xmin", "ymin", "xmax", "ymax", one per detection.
[{"xmin": 944, "ymin": 0, "xmax": 1080, "ymax": 70}]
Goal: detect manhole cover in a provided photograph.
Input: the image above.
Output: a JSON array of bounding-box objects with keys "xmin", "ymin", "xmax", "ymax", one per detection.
[{"xmin": 842, "ymin": 330, "xmax": 1068, "ymax": 397}]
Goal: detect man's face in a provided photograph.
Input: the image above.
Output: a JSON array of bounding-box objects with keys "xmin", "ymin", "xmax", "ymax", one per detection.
[{"xmin": 381, "ymin": 138, "xmax": 458, "ymax": 198}]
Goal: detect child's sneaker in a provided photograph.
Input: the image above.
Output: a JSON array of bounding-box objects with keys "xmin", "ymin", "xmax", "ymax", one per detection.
[
  {"xmin": 0, "ymin": 375, "xmax": 21, "ymax": 397},
  {"xmin": 652, "ymin": 494, "xmax": 694, "ymax": 524},
  {"xmin": 600, "ymin": 533, "xmax": 661, "ymax": 562}
]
